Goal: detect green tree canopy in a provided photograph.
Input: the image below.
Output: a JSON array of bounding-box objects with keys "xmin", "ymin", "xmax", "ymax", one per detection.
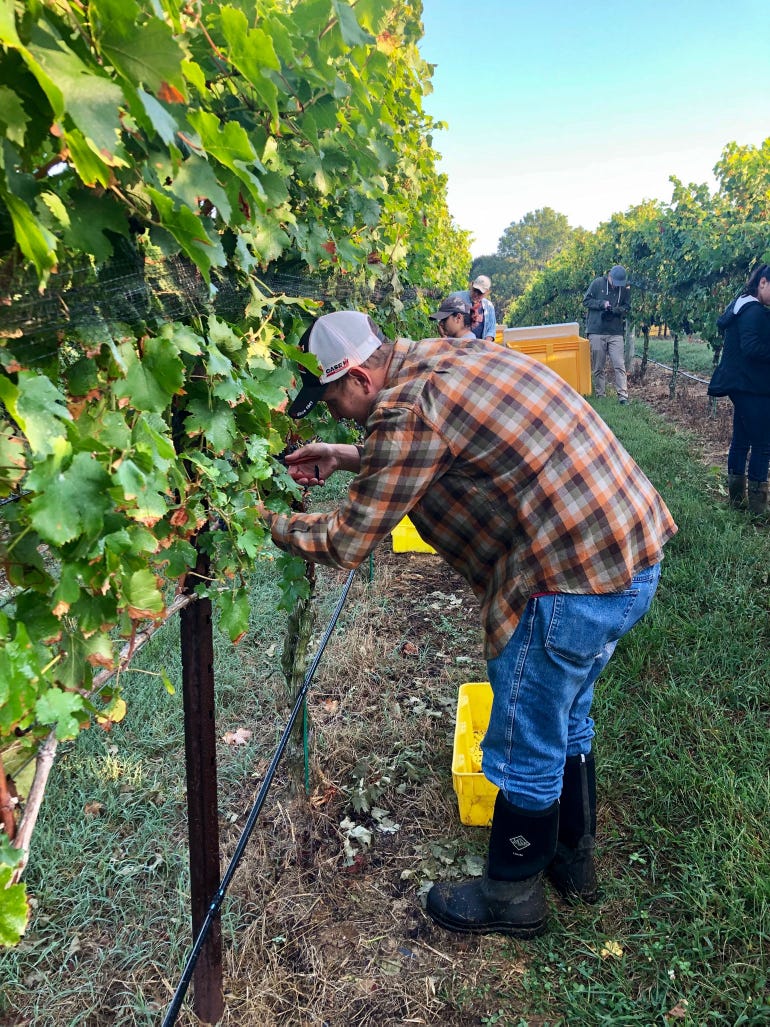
[{"xmin": 497, "ymin": 207, "xmax": 575, "ymax": 293}]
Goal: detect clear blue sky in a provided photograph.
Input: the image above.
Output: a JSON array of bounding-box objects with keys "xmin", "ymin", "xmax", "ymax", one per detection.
[{"xmin": 419, "ymin": 0, "xmax": 768, "ymax": 257}]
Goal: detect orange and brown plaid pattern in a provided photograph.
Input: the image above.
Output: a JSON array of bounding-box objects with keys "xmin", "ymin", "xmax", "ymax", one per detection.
[{"xmin": 271, "ymin": 336, "xmax": 677, "ymax": 657}]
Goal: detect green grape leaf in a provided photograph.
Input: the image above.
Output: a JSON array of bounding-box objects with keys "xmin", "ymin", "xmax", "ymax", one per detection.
[
  {"xmin": 113, "ymin": 335, "xmax": 185, "ymax": 413},
  {"xmin": 0, "ymin": 0, "xmax": 22, "ymax": 47},
  {"xmin": 27, "ymin": 452, "xmax": 112, "ymax": 545},
  {"xmin": 26, "ymin": 32, "xmax": 124, "ymax": 159},
  {"xmin": 159, "ymin": 539, "xmax": 197, "ymax": 577},
  {"xmin": 184, "ymin": 398, "xmax": 237, "ymax": 454},
  {"xmin": 170, "ymin": 157, "xmax": 232, "ymax": 223},
  {"xmin": 63, "ymin": 128, "xmax": 111, "ymax": 188},
  {"xmin": 0, "ymin": 630, "xmax": 40, "ymax": 734},
  {"xmin": 218, "ymin": 7, "xmax": 280, "ymax": 77},
  {"xmin": 147, "ymin": 186, "xmax": 225, "ymax": 279},
  {"xmin": 112, "ymin": 457, "xmax": 169, "ymax": 523},
  {"xmin": 217, "ymin": 587, "xmax": 250, "ymax": 643},
  {"xmin": 0, "ymin": 372, "xmax": 70, "ymax": 457},
  {"xmin": 93, "ymin": 0, "xmax": 186, "ymax": 96},
  {"xmin": 62, "ymin": 190, "xmax": 129, "ymax": 262},
  {"xmin": 0, "ymin": 190, "xmax": 57, "ymax": 279},
  {"xmin": 124, "ymin": 569, "xmax": 164, "ymax": 619},
  {"xmin": 34, "ymin": 687, "xmax": 85, "ymax": 740},
  {"xmin": 0, "ymin": 85, "xmax": 29, "ymax": 146},
  {"xmin": 135, "ymin": 87, "xmax": 180, "ymax": 146},
  {"xmin": 331, "ymin": 0, "xmax": 375, "ymax": 46},
  {"xmin": 0, "ymin": 865, "xmax": 28, "ymax": 947},
  {"xmin": 184, "ymin": 110, "xmax": 258, "ymax": 174}
]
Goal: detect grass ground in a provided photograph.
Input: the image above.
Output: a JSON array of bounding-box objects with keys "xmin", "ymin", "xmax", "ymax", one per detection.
[
  {"xmin": 634, "ymin": 333, "xmax": 717, "ymax": 376},
  {"xmin": 1, "ymin": 396, "xmax": 769, "ymax": 1026}
]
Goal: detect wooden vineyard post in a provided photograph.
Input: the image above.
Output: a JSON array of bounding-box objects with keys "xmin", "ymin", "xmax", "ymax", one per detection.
[{"xmin": 180, "ymin": 540, "xmax": 224, "ymax": 1024}]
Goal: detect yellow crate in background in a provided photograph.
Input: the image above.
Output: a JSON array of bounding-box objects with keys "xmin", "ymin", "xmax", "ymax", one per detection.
[
  {"xmin": 502, "ymin": 321, "xmax": 592, "ymax": 396},
  {"xmin": 452, "ymin": 681, "xmax": 498, "ymax": 826},
  {"xmin": 391, "ymin": 515, "xmax": 436, "ymax": 554}
]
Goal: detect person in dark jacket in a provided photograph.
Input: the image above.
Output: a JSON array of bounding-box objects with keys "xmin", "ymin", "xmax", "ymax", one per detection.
[
  {"xmin": 708, "ymin": 262, "xmax": 770, "ymax": 515},
  {"xmin": 583, "ymin": 265, "xmax": 631, "ymax": 403}
]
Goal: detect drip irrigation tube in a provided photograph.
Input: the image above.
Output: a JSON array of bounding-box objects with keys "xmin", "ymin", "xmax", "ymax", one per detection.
[
  {"xmin": 643, "ymin": 357, "xmax": 712, "ymax": 386},
  {"xmin": 162, "ymin": 567, "xmax": 357, "ymax": 1027}
]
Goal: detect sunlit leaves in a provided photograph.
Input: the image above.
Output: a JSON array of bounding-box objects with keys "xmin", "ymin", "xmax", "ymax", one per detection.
[
  {"xmin": 0, "ymin": 372, "xmax": 70, "ymax": 457},
  {"xmin": 0, "ymin": 189, "xmax": 57, "ymax": 280},
  {"xmin": 90, "ymin": 0, "xmax": 187, "ymax": 96},
  {"xmin": 0, "ymin": 0, "xmax": 472, "ymax": 919}
]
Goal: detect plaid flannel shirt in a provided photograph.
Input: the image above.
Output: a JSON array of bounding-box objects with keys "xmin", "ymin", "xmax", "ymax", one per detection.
[{"xmin": 270, "ymin": 337, "xmax": 677, "ymax": 657}]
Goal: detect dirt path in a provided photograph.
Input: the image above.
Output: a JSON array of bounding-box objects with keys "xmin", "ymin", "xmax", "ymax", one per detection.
[{"xmin": 629, "ymin": 358, "xmax": 731, "ymax": 468}]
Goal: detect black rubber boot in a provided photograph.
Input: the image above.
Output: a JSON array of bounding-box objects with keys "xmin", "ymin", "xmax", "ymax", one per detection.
[
  {"xmin": 748, "ymin": 479, "xmax": 768, "ymax": 516},
  {"xmin": 727, "ymin": 473, "xmax": 747, "ymax": 509},
  {"xmin": 425, "ymin": 793, "xmax": 558, "ymax": 937},
  {"xmin": 547, "ymin": 753, "xmax": 599, "ymax": 904}
]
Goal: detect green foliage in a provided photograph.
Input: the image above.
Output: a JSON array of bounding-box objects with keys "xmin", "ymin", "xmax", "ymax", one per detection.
[
  {"xmin": 0, "ymin": 0, "xmax": 470, "ymax": 927},
  {"xmin": 497, "ymin": 207, "xmax": 575, "ymax": 293},
  {"xmin": 471, "ymin": 208, "xmax": 576, "ymax": 319},
  {"xmin": 508, "ymin": 139, "xmax": 770, "ymax": 344}
]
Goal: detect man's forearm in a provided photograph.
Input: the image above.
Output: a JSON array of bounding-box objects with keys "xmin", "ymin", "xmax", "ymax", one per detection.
[{"xmin": 334, "ymin": 444, "xmax": 362, "ymax": 473}]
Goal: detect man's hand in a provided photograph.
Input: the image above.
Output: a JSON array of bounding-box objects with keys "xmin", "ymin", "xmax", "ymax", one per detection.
[
  {"xmin": 283, "ymin": 443, "xmax": 335, "ymax": 485},
  {"xmin": 283, "ymin": 442, "xmax": 362, "ymax": 484}
]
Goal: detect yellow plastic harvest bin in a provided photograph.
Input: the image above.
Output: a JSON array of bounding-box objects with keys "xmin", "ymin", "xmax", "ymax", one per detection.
[
  {"xmin": 452, "ymin": 681, "xmax": 498, "ymax": 826},
  {"xmin": 391, "ymin": 515, "xmax": 436, "ymax": 554},
  {"xmin": 502, "ymin": 321, "xmax": 592, "ymax": 396}
]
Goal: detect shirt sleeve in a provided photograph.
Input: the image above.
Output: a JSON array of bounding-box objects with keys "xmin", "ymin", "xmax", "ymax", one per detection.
[
  {"xmin": 583, "ymin": 280, "xmax": 604, "ymax": 310},
  {"xmin": 483, "ymin": 299, "xmax": 497, "ymax": 340},
  {"xmin": 738, "ymin": 304, "xmax": 770, "ymax": 362},
  {"xmin": 613, "ymin": 287, "xmax": 631, "ymax": 317},
  {"xmin": 270, "ymin": 405, "xmax": 452, "ymax": 568}
]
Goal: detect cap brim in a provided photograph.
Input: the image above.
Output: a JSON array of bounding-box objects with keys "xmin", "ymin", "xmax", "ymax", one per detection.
[{"xmin": 287, "ymin": 368, "xmax": 327, "ymax": 418}]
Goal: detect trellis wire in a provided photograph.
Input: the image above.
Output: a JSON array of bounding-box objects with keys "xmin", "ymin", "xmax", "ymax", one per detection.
[
  {"xmin": 0, "ymin": 254, "xmax": 424, "ymax": 369},
  {"xmin": 162, "ymin": 567, "xmax": 357, "ymax": 1027}
]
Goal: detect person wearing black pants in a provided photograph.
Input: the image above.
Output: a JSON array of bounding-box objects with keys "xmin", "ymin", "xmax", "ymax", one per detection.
[{"xmin": 709, "ymin": 262, "xmax": 770, "ymax": 515}]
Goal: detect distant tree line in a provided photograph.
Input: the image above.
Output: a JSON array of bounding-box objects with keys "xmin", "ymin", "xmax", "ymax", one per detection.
[{"xmin": 468, "ymin": 139, "xmax": 770, "ymax": 355}]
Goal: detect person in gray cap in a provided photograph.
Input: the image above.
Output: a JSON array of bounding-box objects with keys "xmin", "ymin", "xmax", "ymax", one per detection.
[
  {"xmin": 450, "ymin": 274, "xmax": 497, "ymax": 341},
  {"xmin": 429, "ymin": 296, "xmax": 475, "ymax": 340},
  {"xmin": 583, "ymin": 265, "xmax": 631, "ymax": 404}
]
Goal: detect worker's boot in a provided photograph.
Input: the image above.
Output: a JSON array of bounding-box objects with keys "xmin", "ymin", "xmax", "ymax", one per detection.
[
  {"xmin": 425, "ymin": 793, "xmax": 557, "ymax": 937},
  {"xmin": 727, "ymin": 473, "xmax": 747, "ymax": 509},
  {"xmin": 547, "ymin": 753, "xmax": 599, "ymax": 904},
  {"xmin": 748, "ymin": 479, "xmax": 768, "ymax": 516}
]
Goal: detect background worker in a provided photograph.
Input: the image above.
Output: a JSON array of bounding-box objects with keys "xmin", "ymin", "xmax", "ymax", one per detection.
[
  {"xmin": 708, "ymin": 261, "xmax": 770, "ymax": 515},
  {"xmin": 583, "ymin": 265, "xmax": 631, "ymax": 403},
  {"xmin": 264, "ymin": 310, "xmax": 677, "ymax": 939},
  {"xmin": 428, "ymin": 295, "xmax": 475, "ymax": 339},
  {"xmin": 451, "ymin": 274, "xmax": 497, "ymax": 341}
]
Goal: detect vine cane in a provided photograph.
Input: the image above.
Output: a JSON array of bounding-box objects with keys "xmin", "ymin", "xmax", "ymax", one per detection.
[{"xmin": 162, "ymin": 568, "xmax": 356, "ymax": 1027}]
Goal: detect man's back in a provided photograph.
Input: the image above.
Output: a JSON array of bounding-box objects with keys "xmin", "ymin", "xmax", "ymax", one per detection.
[{"xmin": 364, "ymin": 336, "xmax": 676, "ymax": 652}]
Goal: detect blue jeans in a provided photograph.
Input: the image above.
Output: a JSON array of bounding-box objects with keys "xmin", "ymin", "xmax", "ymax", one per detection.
[
  {"xmin": 728, "ymin": 392, "xmax": 770, "ymax": 482},
  {"xmin": 482, "ymin": 563, "xmax": 661, "ymax": 811}
]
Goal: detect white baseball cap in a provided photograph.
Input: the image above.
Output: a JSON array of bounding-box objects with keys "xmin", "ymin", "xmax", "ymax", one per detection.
[
  {"xmin": 471, "ymin": 274, "xmax": 491, "ymax": 294},
  {"xmin": 287, "ymin": 311, "xmax": 384, "ymax": 418}
]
